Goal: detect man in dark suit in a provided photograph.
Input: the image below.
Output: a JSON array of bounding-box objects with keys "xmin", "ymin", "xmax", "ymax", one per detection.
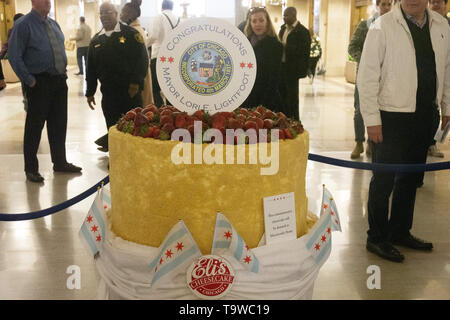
[{"xmin": 279, "ymin": 7, "xmax": 311, "ymax": 121}]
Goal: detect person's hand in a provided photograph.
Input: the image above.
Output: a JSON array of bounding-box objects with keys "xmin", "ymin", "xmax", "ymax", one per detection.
[
  {"xmin": 0, "ymin": 79, "xmax": 6, "ymax": 90},
  {"xmin": 128, "ymin": 83, "xmax": 139, "ymax": 98},
  {"xmin": 87, "ymin": 96, "xmax": 96, "ymax": 110},
  {"xmin": 367, "ymin": 125, "xmax": 383, "ymax": 144},
  {"xmin": 442, "ymin": 115, "xmax": 450, "ymax": 130}
]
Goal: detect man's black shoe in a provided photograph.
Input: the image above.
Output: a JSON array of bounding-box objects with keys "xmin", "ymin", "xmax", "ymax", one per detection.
[
  {"xmin": 26, "ymin": 172, "xmax": 44, "ymax": 183},
  {"xmin": 53, "ymin": 163, "xmax": 82, "ymax": 173},
  {"xmin": 97, "ymin": 146, "xmax": 108, "ymax": 152},
  {"xmin": 393, "ymin": 234, "xmax": 433, "ymax": 251},
  {"xmin": 366, "ymin": 240, "xmax": 404, "ymax": 263}
]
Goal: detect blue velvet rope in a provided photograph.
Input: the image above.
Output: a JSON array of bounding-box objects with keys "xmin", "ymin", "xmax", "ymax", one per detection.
[
  {"xmin": 0, "ymin": 176, "xmax": 109, "ymax": 221},
  {"xmin": 0, "ymin": 154, "xmax": 449, "ymax": 221}
]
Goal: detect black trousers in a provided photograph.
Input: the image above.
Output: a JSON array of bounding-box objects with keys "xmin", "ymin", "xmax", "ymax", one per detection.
[
  {"xmin": 96, "ymin": 84, "xmax": 142, "ymax": 148},
  {"xmin": 23, "ymin": 74, "xmax": 68, "ymax": 173},
  {"xmin": 279, "ymin": 63, "xmax": 300, "ymax": 121},
  {"xmin": 367, "ymin": 109, "xmax": 436, "ymax": 243},
  {"xmin": 76, "ymin": 47, "xmax": 88, "ymax": 74},
  {"xmin": 150, "ymin": 58, "xmax": 163, "ymax": 107}
]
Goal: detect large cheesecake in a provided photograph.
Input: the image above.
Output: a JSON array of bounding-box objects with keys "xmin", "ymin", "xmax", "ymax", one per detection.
[{"xmin": 108, "ymin": 106, "xmax": 309, "ymax": 254}]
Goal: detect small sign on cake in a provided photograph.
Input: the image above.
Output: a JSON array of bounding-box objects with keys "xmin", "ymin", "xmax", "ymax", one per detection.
[{"xmin": 263, "ymin": 192, "xmax": 297, "ymax": 244}]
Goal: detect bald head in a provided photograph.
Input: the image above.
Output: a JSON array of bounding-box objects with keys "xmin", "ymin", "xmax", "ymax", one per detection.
[
  {"xmin": 31, "ymin": 0, "xmax": 51, "ymax": 18},
  {"xmin": 100, "ymin": 2, "xmax": 118, "ymax": 31},
  {"xmin": 283, "ymin": 7, "xmax": 297, "ymax": 26}
]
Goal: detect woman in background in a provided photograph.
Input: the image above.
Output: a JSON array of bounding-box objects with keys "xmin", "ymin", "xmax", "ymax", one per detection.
[
  {"xmin": 242, "ymin": 7, "xmax": 283, "ymax": 112},
  {"xmin": 120, "ymin": 0, "xmax": 154, "ymax": 106}
]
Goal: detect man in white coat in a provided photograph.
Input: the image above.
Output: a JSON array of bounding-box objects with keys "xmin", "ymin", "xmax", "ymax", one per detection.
[
  {"xmin": 357, "ymin": 0, "xmax": 449, "ymax": 262},
  {"xmin": 148, "ymin": 0, "xmax": 180, "ymax": 106}
]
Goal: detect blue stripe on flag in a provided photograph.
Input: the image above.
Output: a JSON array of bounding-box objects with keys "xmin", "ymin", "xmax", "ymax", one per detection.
[
  {"xmin": 251, "ymin": 257, "xmax": 259, "ymax": 273},
  {"xmin": 217, "ymin": 219, "xmax": 232, "ymax": 229},
  {"xmin": 149, "ymin": 228, "xmax": 188, "ymax": 269},
  {"xmin": 152, "ymin": 246, "xmax": 200, "ymax": 284},
  {"xmin": 101, "ymin": 190, "xmax": 111, "ymax": 205},
  {"xmin": 90, "ymin": 200, "xmax": 105, "ymax": 240},
  {"xmin": 213, "ymin": 241, "xmax": 231, "ymax": 249},
  {"xmin": 315, "ymin": 237, "xmax": 332, "ymax": 263},
  {"xmin": 234, "ymin": 235, "xmax": 244, "ymax": 262},
  {"xmin": 80, "ymin": 223, "xmax": 98, "ymax": 255},
  {"xmin": 306, "ymin": 214, "xmax": 331, "ymax": 249}
]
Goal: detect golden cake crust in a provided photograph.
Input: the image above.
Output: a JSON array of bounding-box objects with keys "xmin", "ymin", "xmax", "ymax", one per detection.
[{"xmin": 109, "ymin": 126, "xmax": 309, "ymax": 253}]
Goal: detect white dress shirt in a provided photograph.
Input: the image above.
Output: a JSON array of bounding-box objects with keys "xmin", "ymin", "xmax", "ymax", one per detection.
[{"xmin": 148, "ymin": 10, "xmax": 180, "ymax": 59}]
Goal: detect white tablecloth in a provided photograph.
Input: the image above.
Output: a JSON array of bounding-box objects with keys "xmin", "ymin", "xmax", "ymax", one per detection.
[{"xmin": 95, "ymin": 219, "xmax": 322, "ymax": 300}]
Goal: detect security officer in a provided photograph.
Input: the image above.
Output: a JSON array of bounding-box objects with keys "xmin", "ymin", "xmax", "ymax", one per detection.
[{"xmin": 86, "ymin": 2, "xmax": 148, "ymax": 151}]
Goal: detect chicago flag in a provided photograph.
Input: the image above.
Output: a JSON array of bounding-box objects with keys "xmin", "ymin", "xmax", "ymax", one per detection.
[
  {"xmin": 79, "ymin": 188, "xmax": 107, "ymax": 256},
  {"xmin": 211, "ymin": 212, "xmax": 260, "ymax": 273},
  {"xmin": 304, "ymin": 186, "xmax": 342, "ymax": 266},
  {"xmin": 149, "ymin": 220, "xmax": 202, "ymax": 286}
]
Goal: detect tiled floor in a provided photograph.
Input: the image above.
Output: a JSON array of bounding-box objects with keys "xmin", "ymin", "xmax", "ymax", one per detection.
[{"xmin": 0, "ymin": 68, "xmax": 448, "ymax": 299}]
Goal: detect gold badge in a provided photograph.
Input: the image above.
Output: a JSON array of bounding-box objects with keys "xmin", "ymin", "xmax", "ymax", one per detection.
[
  {"xmin": 135, "ymin": 33, "xmax": 144, "ymax": 44},
  {"xmin": 119, "ymin": 36, "xmax": 126, "ymax": 44}
]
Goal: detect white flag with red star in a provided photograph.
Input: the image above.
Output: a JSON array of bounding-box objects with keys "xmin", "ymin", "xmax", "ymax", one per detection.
[
  {"xmin": 211, "ymin": 212, "xmax": 260, "ymax": 273},
  {"xmin": 149, "ymin": 220, "xmax": 202, "ymax": 287},
  {"xmin": 304, "ymin": 187, "xmax": 342, "ymax": 266},
  {"xmin": 322, "ymin": 186, "xmax": 341, "ymax": 232},
  {"xmin": 100, "ymin": 185, "xmax": 111, "ymax": 212},
  {"xmin": 79, "ymin": 189, "xmax": 107, "ymax": 257}
]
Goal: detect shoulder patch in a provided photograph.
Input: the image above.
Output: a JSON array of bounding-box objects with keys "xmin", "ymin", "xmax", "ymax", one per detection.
[{"xmin": 134, "ymin": 32, "xmax": 144, "ymax": 44}]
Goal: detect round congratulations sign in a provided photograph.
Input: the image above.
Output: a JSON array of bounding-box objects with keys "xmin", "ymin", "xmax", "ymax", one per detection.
[
  {"xmin": 157, "ymin": 18, "xmax": 257, "ymax": 115},
  {"xmin": 186, "ymin": 255, "xmax": 235, "ymax": 300}
]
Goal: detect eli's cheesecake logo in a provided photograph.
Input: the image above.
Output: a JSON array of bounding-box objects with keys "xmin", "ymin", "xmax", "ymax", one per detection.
[
  {"xmin": 186, "ymin": 255, "xmax": 235, "ymax": 299},
  {"xmin": 180, "ymin": 41, "xmax": 233, "ymax": 96}
]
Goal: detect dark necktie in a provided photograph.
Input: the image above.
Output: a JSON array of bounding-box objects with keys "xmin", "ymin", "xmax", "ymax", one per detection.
[{"xmin": 43, "ymin": 19, "xmax": 66, "ymax": 74}]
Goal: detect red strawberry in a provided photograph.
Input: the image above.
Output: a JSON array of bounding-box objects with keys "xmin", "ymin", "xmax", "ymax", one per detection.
[
  {"xmin": 239, "ymin": 108, "xmax": 249, "ymax": 116},
  {"xmin": 263, "ymin": 110, "xmax": 276, "ymax": 120},
  {"xmin": 236, "ymin": 114, "xmax": 246, "ymax": 124},
  {"xmin": 244, "ymin": 121, "xmax": 257, "ymax": 130},
  {"xmin": 185, "ymin": 116, "xmax": 195, "ymax": 127},
  {"xmin": 160, "ymin": 115, "xmax": 174, "ymax": 126},
  {"xmin": 145, "ymin": 111, "xmax": 154, "ymax": 122},
  {"xmin": 160, "ymin": 109, "xmax": 173, "ymax": 117},
  {"xmin": 142, "ymin": 126, "xmax": 154, "ymax": 138},
  {"xmin": 251, "ymin": 111, "xmax": 262, "ymax": 118},
  {"xmin": 228, "ymin": 118, "xmax": 242, "ymax": 129},
  {"xmin": 142, "ymin": 104, "xmax": 158, "ymax": 114},
  {"xmin": 263, "ymin": 119, "xmax": 274, "ymax": 129},
  {"xmin": 125, "ymin": 110, "xmax": 136, "ymax": 121},
  {"xmin": 255, "ymin": 117, "xmax": 264, "ymax": 130},
  {"xmin": 193, "ymin": 110, "xmax": 203, "ymax": 120},
  {"xmin": 212, "ymin": 116, "xmax": 227, "ymax": 130},
  {"xmin": 134, "ymin": 107, "xmax": 143, "ymax": 114},
  {"xmin": 161, "ymin": 122, "xmax": 175, "ymax": 134},
  {"xmin": 256, "ymin": 105, "xmax": 265, "ymax": 114},
  {"xmin": 277, "ymin": 117, "xmax": 289, "ymax": 129},
  {"xmin": 134, "ymin": 112, "xmax": 149, "ymax": 126},
  {"xmin": 175, "ymin": 115, "xmax": 187, "ymax": 128},
  {"xmin": 284, "ymin": 128, "xmax": 293, "ymax": 139},
  {"xmin": 278, "ymin": 112, "xmax": 287, "ymax": 119},
  {"xmin": 152, "ymin": 127, "xmax": 160, "ymax": 139}
]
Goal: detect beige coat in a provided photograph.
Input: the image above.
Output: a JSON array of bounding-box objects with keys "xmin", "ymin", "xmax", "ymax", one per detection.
[
  {"xmin": 357, "ymin": 4, "xmax": 450, "ymax": 127},
  {"xmin": 130, "ymin": 19, "xmax": 154, "ymax": 106}
]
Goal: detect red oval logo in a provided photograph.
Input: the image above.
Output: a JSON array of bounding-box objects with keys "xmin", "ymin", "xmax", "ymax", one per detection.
[{"xmin": 186, "ymin": 255, "xmax": 235, "ymax": 299}]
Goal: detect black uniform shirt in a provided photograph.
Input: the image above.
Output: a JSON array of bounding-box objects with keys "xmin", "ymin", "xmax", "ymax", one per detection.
[{"xmin": 85, "ymin": 22, "xmax": 148, "ymax": 97}]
